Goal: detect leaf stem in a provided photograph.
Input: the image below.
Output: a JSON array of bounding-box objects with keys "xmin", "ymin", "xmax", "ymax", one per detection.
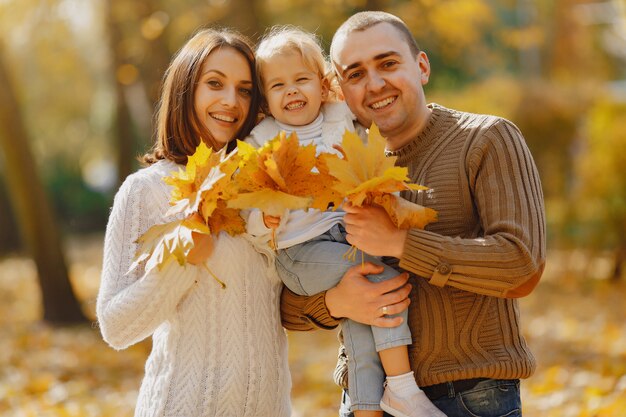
[{"xmin": 202, "ymin": 264, "xmax": 226, "ymax": 289}]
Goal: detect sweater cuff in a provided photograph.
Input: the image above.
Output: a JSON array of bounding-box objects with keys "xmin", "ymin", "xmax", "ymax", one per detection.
[
  {"xmin": 280, "ymin": 287, "xmax": 340, "ymax": 331},
  {"xmin": 399, "ymin": 229, "xmax": 451, "ymax": 287}
]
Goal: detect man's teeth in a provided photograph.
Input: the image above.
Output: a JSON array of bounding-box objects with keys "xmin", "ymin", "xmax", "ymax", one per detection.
[
  {"xmin": 212, "ymin": 113, "xmax": 235, "ymax": 122},
  {"xmin": 285, "ymin": 101, "xmax": 305, "ymax": 110},
  {"xmin": 371, "ymin": 97, "xmax": 395, "ymax": 109}
]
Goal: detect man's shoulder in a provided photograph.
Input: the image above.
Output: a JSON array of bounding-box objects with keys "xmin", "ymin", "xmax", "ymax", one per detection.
[{"xmin": 431, "ymin": 103, "xmax": 505, "ymax": 128}]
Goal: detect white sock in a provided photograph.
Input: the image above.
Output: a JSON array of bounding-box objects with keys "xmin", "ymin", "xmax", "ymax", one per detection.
[{"xmin": 386, "ymin": 371, "xmax": 422, "ymax": 398}]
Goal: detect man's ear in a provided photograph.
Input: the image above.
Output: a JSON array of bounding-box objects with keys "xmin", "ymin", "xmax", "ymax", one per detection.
[{"xmin": 417, "ymin": 51, "xmax": 430, "ymax": 85}]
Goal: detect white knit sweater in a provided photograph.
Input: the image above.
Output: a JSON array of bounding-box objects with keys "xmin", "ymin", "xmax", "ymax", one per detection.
[{"xmin": 96, "ymin": 159, "xmax": 292, "ymax": 417}]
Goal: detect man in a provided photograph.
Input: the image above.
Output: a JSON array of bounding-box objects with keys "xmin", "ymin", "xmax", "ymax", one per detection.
[{"xmin": 281, "ymin": 11, "xmax": 546, "ymax": 417}]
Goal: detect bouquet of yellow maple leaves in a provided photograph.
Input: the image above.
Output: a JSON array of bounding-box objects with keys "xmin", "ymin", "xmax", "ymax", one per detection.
[
  {"xmin": 131, "ymin": 142, "xmax": 245, "ymax": 288},
  {"xmin": 132, "ymin": 124, "xmax": 437, "ymax": 286}
]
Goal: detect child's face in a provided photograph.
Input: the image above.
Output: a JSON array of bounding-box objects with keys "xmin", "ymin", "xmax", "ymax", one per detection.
[{"xmin": 261, "ymin": 52, "xmax": 328, "ymax": 126}]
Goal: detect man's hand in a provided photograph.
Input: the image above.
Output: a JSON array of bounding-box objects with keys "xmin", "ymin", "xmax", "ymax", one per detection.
[
  {"xmin": 343, "ymin": 203, "xmax": 408, "ymax": 258},
  {"xmin": 325, "ymin": 262, "xmax": 412, "ymax": 327}
]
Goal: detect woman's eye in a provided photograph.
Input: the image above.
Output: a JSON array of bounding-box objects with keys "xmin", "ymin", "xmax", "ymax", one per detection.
[
  {"xmin": 239, "ymin": 88, "xmax": 252, "ymax": 96},
  {"xmin": 207, "ymin": 80, "xmax": 221, "ymax": 88}
]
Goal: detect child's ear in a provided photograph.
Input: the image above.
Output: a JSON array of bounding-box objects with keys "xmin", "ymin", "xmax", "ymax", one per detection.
[{"xmin": 321, "ymin": 77, "xmax": 331, "ymax": 101}]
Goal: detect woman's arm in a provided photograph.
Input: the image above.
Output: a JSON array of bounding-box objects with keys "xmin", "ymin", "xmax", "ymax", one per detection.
[{"xmin": 96, "ymin": 174, "xmax": 197, "ymax": 349}]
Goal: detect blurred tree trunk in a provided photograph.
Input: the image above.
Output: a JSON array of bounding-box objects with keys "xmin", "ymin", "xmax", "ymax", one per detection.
[
  {"xmin": 137, "ymin": 0, "xmax": 172, "ymax": 107},
  {"xmin": 105, "ymin": 0, "xmax": 137, "ymax": 186},
  {"xmin": 0, "ymin": 180, "xmax": 21, "ymax": 254},
  {"xmin": 220, "ymin": 0, "xmax": 262, "ymax": 40},
  {"xmin": 0, "ymin": 46, "xmax": 86, "ymax": 325},
  {"xmin": 612, "ymin": 245, "xmax": 625, "ymax": 281}
]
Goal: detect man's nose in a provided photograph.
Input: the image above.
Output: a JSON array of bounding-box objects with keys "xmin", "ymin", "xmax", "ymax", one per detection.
[{"xmin": 367, "ymin": 71, "xmax": 386, "ymax": 92}]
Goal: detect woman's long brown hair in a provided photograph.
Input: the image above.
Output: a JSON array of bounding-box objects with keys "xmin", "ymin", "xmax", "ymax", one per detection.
[{"xmin": 142, "ymin": 28, "xmax": 261, "ymax": 165}]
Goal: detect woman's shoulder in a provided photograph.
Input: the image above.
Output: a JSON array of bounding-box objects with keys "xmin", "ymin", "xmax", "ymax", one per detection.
[{"xmin": 117, "ymin": 160, "xmax": 179, "ymax": 197}]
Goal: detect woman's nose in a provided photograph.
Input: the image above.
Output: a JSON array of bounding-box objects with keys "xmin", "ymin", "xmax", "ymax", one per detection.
[{"xmin": 221, "ymin": 86, "xmax": 237, "ymax": 107}]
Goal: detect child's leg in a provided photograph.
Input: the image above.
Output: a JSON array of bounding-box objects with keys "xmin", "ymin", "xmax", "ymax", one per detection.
[
  {"xmin": 275, "ymin": 226, "xmax": 386, "ymax": 411},
  {"xmin": 359, "ymin": 253, "xmax": 445, "ymax": 417}
]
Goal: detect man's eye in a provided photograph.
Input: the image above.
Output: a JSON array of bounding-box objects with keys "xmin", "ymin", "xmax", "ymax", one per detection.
[
  {"xmin": 382, "ymin": 60, "xmax": 398, "ymax": 69},
  {"xmin": 347, "ymin": 71, "xmax": 362, "ymax": 80}
]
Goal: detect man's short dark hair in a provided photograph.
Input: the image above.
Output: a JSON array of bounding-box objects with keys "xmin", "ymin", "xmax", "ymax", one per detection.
[{"xmin": 330, "ymin": 11, "xmax": 421, "ymax": 61}]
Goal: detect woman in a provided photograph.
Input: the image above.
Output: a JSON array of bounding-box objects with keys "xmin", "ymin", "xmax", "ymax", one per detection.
[{"xmin": 96, "ymin": 28, "xmax": 291, "ymax": 417}]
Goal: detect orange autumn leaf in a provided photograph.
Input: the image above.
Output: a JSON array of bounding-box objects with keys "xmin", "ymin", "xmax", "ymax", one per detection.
[
  {"xmin": 325, "ymin": 124, "xmax": 437, "ymax": 229},
  {"xmin": 228, "ymin": 132, "xmax": 339, "ymax": 216},
  {"xmin": 206, "ymin": 200, "xmax": 246, "ymax": 236},
  {"xmin": 373, "ymin": 194, "xmax": 438, "ymax": 229}
]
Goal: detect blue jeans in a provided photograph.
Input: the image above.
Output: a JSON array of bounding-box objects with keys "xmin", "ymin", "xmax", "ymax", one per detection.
[
  {"xmin": 340, "ymin": 379, "xmax": 522, "ymax": 417},
  {"xmin": 276, "ymin": 224, "xmax": 412, "ymax": 411}
]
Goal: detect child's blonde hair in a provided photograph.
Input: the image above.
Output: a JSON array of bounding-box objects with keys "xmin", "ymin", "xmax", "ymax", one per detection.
[{"xmin": 256, "ymin": 25, "xmax": 340, "ymax": 101}]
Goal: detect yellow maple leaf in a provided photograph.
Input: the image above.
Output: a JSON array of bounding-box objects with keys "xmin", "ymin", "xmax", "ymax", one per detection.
[
  {"xmin": 164, "ymin": 142, "xmax": 222, "ymax": 210},
  {"xmin": 326, "ymin": 123, "xmax": 437, "ymax": 229},
  {"xmin": 133, "ymin": 143, "xmax": 244, "ymax": 286},
  {"xmin": 132, "ymin": 213, "xmax": 210, "ymax": 273}
]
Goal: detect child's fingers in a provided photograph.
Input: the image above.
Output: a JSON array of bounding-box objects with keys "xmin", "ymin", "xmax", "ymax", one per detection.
[{"xmin": 263, "ymin": 214, "xmax": 282, "ymax": 229}]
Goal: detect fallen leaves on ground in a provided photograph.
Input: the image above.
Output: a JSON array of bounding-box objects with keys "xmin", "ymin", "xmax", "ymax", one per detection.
[{"xmin": 1, "ymin": 238, "xmax": 625, "ymax": 417}]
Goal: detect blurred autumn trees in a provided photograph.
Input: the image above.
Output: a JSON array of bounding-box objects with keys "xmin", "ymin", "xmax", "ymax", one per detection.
[{"xmin": 0, "ymin": 0, "xmax": 624, "ymax": 322}]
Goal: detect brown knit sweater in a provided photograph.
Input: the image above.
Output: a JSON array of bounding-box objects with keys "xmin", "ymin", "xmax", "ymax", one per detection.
[{"xmin": 280, "ymin": 103, "xmax": 546, "ymax": 388}]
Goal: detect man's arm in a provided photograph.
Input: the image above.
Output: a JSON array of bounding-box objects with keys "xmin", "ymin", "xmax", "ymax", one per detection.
[
  {"xmin": 280, "ymin": 263, "xmax": 412, "ymax": 331},
  {"xmin": 344, "ymin": 120, "xmax": 546, "ymax": 299}
]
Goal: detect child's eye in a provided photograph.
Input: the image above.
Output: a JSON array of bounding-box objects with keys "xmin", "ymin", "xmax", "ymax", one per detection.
[
  {"xmin": 270, "ymin": 83, "xmax": 284, "ymax": 89},
  {"xmin": 296, "ymin": 77, "xmax": 310, "ymax": 83}
]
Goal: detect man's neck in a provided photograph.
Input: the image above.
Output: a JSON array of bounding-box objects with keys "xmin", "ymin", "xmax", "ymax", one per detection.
[{"xmin": 385, "ymin": 106, "xmax": 433, "ymax": 151}]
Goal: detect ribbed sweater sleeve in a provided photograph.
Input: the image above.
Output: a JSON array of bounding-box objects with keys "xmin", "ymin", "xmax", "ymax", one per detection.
[
  {"xmin": 280, "ymin": 287, "xmax": 340, "ymax": 330},
  {"xmin": 97, "ymin": 170, "xmax": 197, "ymax": 350},
  {"xmin": 399, "ymin": 117, "xmax": 546, "ymax": 298}
]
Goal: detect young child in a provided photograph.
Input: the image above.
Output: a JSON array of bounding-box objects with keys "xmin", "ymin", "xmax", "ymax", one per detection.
[{"xmin": 246, "ymin": 26, "xmax": 444, "ymax": 417}]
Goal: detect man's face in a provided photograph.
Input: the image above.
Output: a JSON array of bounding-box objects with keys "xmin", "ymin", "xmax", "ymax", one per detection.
[{"xmin": 332, "ymin": 22, "xmax": 430, "ymax": 150}]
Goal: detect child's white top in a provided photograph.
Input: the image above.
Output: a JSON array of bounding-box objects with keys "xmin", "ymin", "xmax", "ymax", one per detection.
[
  {"xmin": 246, "ymin": 101, "xmax": 355, "ymax": 249},
  {"xmin": 96, "ymin": 159, "xmax": 291, "ymax": 417}
]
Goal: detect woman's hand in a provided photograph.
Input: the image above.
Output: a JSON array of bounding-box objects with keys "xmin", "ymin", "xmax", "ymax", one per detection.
[{"xmin": 325, "ymin": 262, "xmax": 412, "ymax": 327}]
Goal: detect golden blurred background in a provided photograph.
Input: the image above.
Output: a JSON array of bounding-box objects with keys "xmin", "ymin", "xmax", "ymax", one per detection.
[{"xmin": 0, "ymin": 0, "xmax": 625, "ymax": 416}]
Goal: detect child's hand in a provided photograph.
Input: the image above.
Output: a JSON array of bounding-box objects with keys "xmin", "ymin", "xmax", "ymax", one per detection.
[{"xmin": 263, "ymin": 214, "xmax": 281, "ymax": 229}]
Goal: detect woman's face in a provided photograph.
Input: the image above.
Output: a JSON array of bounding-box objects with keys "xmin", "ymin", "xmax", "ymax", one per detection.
[{"xmin": 194, "ymin": 47, "xmax": 254, "ymax": 149}]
